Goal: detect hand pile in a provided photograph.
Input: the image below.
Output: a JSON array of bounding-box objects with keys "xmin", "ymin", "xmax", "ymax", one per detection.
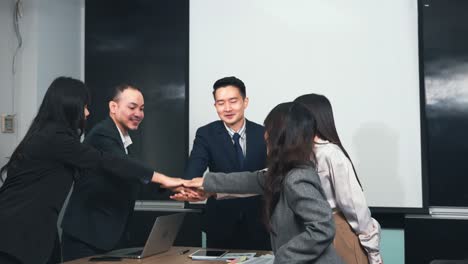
[{"xmin": 159, "ymin": 176, "xmax": 211, "ymax": 202}]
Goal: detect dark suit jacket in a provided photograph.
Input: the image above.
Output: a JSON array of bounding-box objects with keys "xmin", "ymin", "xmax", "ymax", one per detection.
[
  {"xmin": 203, "ymin": 168, "xmax": 343, "ymax": 264},
  {"xmin": 184, "ymin": 120, "xmax": 268, "ymax": 245},
  {"xmin": 0, "ymin": 122, "xmax": 153, "ymax": 264},
  {"xmin": 62, "ymin": 117, "xmax": 148, "ymax": 251}
]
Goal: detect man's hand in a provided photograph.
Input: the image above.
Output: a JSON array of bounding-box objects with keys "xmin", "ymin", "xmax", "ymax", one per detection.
[
  {"xmin": 151, "ymin": 172, "xmax": 185, "ymax": 188},
  {"xmin": 168, "ymin": 177, "xmax": 208, "ymax": 202},
  {"xmin": 183, "ymin": 177, "xmax": 204, "ymax": 188},
  {"xmin": 169, "ymin": 186, "xmax": 201, "ymax": 196},
  {"xmin": 170, "ymin": 188, "xmax": 212, "ymax": 202}
]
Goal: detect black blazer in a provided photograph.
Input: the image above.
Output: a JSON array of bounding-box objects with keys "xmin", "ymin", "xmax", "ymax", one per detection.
[
  {"xmin": 184, "ymin": 120, "xmax": 267, "ymax": 242},
  {"xmin": 62, "ymin": 117, "xmax": 146, "ymax": 250},
  {"xmin": 0, "ymin": 122, "xmax": 153, "ymax": 264}
]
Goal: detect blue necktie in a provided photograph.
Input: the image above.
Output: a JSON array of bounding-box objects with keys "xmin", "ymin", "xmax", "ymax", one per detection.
[{"xmin": 233, "ymin": 133, "xmax": 244, "ymax": 169}]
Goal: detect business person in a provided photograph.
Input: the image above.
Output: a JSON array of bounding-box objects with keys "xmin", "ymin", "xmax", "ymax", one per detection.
[
  {"xmin": 178, "ymin": 102, "xmax": 343, "ymax": 264},
  {"xmin": 184, "ymin": 76, "xmax": 270, "ymax": 250},
  {"xmin": 61, "ymin": 84, "xmax": 150, "ymax": 260},
  {"xmin": 295, "ymin": 94, "xmax": 382, "ymax": 264},
  {"xmin": 0, "ymin": 77, "xmax": 183, "ymax": 264}
]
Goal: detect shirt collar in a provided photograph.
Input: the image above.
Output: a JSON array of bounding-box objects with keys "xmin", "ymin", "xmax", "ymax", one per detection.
[
  {"xmin": 314, "ymin": 138, "xmax": 330, "ymax": 150},
  {"xmin": 314, "ymin": 138, "xmax": 329, "ymax": 144},
  {"xmin": 224, "ymin": 119, "xmax": 246, "ymax": 139},
  {"xmin": 115, "ymin": 124, "xmax": 133, "ymax": 149}
]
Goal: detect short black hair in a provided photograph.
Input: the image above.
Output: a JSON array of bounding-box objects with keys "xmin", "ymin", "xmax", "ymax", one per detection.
[
  {"xmin": 212, "ymin": 76, "xmax": 246, "ymax": 99},
  {"xmin": 111, "ymin": 84, "xmax": 142, "ymax": 101}
]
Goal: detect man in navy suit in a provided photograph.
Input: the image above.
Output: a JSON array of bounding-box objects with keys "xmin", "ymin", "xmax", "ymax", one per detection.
[
  {"xmin": 61, "ymin": 84, "xmax": 148, "ymax": 260},
  {"xmin": 184, "ymin": 76, "xmax": 271, "ymax": 250}
]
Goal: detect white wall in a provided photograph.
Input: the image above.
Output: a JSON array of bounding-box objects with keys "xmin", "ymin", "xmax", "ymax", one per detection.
[
  {"xmin": 0, "ymin": 0, "xmax": 84, "ymax": 182},
  {"xmin": 36, "ymin": 0, "xmax": 84, "ymax": 104},
  {"xmin": 0, "ymin": 0, "xmax": 18, "ymax": 175},
  {"xmin": 190, "ymin": 0, "xmax": 422, "ymax": 209}
]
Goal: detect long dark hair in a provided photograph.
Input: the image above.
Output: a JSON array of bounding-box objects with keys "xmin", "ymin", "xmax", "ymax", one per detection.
[
  {"xmin": 0, "ymin": 77, "xmax": 90, "ymax": 181},
  {"xmin": 294, "ymin": 93, "xmax": 363, "ymax": 188},
  {"xmin": 263, "ymin": 102, "xmax": 317, "ymax": 232}
]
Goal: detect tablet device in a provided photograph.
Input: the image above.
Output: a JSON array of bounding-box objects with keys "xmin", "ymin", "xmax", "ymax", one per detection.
[{"xmin": 190, "ymin": 249, "xmax": 228, "ymax": 260}]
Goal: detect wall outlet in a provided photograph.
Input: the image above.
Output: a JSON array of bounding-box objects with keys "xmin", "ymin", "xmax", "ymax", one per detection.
[{"xmin": 1, "ymin": 114, "xmax": 15, "ymax": 133}]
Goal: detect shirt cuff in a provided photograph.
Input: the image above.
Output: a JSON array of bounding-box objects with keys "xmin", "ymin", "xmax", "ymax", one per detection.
[{"xmin": 368, "ymin": 252, "xmax": 383, "ymax": 264}]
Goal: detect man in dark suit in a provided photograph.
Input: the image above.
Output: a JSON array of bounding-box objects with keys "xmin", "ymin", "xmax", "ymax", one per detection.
[
  {"xmin": 61, "ymin": 84, "xmax": 148, "ymax": 260},
  {"xmin": 184, "ymin": 76, "xmax": 270, "ymax": 250}
]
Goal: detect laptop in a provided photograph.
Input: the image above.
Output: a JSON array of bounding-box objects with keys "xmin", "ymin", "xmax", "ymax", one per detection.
[{"xmin": 104, "ymin": 213, "xmax": 185, "ymax": 259}]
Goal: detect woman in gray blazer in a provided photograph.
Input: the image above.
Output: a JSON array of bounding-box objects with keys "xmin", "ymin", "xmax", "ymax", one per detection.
[{"xmin": 177, "ymin": 102, "xmax": 343, "ymax": 264}]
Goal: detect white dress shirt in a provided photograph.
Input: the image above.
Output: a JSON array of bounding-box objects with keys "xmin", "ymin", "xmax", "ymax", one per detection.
[
  {"xmin": 115, "ymin": 124, "xmax": 132, "ymax": 154},
  {"xmin": 216, "ymin": 119, "xmax": 253, "ymax": 199},
  {"xmin": 224, "ymin": 119, "xmax": 247, "ymax": 157},
  {"xmin": 314, "ymin": 139, "xmax": 382, "ymax": 264}
]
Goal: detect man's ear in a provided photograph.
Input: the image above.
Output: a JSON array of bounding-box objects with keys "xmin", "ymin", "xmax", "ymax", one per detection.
[
  {"xmin": 243, "ymin": 97, "xmax": 249, "ymax": 109},
  {"xmin": 109, "ymin": 101, "xmax": 117, "ymax": 114}
]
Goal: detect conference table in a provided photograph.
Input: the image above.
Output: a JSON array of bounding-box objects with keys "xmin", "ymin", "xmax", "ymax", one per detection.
[{"xmin": 64, "ymin": 246, "xmax": 271, "ymax": 264}]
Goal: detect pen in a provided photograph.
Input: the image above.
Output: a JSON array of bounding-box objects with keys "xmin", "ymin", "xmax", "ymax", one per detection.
[{"xmin": 179, "ymin": 249, "xmax": 190, "ymax": 255}]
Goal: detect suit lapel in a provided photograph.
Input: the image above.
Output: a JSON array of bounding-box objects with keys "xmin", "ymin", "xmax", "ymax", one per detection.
[
  {"xmin": 215, "ymin": 122, "xmax": 239, "ymax": 169},
  {"xmin": 103, "ymin": 117, "xmax": 126, "ymax": 152},
  {"xmin": 244, "ymin": 119, "xmax": 254, "ymax": 169}
]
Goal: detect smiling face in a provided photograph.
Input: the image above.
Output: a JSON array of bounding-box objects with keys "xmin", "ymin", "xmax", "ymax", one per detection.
[
  {"xmin": 109, "ymin": 88, "xmax": 144, "ymax": 134},
  {"xmin": 213, "ymin": 85, "xmax": 249, "ymax": 132}
]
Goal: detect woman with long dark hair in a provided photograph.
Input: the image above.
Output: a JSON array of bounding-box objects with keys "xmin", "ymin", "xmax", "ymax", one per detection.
[
  {"xmin": 178, "ymin": 102, "xmax": 343, "ymax": 263},
  {"xmin": 294, "ymin": 94, "xmax": 382, "ymax": 264},
  {"xmin": 0, "ymin": 77, "xmax": 183, "ymax": 264}
]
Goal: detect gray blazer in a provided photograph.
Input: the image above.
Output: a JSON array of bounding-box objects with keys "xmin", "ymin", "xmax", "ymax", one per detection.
[{"xmin": 204, "ymin": 166, "xmax": 344, "ymax": 264}]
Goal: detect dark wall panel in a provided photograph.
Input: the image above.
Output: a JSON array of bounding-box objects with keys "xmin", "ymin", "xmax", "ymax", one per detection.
[
  {"xmin": 405, "ymin": 216, "xmax": 468, "ymax": 263},
  {"xmin": 85, "ymin": 0, "xmax": 189, "ymax": 200},
  {"xmin": 421, "ymin": 0, "xmax": 468, "ymax": 206}
]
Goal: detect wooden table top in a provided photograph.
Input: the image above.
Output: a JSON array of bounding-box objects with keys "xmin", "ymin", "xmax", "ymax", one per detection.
[{"xmin": 64, "ymin": 246, "xmax": 271, "ymax": 264}]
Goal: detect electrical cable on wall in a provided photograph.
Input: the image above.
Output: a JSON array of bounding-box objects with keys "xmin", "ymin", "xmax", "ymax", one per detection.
[
  {"xmin": 11, "ymin": 0, "xmax": 22, "ymax": 117},
  {"xmin": 12, "ymin": 0, "xmax": 23, "ymax": 75}
]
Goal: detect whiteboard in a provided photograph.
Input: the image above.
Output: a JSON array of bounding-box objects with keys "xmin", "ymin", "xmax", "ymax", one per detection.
[{"xmin": 189, "ymin": 0, "xmax": 422, "ymax": 208}]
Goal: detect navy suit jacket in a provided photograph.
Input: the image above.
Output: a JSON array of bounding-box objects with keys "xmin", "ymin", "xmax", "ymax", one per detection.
[
  {"xmin": 61, "ymin": 117, "xmax": 151, "ymax": 250},
  {"xmin": 184, "ymin": 119, "xmax": 267, "ymax": 239}
]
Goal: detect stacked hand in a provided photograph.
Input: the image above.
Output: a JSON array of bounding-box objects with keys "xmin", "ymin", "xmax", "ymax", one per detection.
[
  {"xmin": 153, "ymin": 173, "xmax": 210, "ymax": 202},
  {"xmin": 171, "ymin": 177, "xmax": 212, "ymax": 202}
]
